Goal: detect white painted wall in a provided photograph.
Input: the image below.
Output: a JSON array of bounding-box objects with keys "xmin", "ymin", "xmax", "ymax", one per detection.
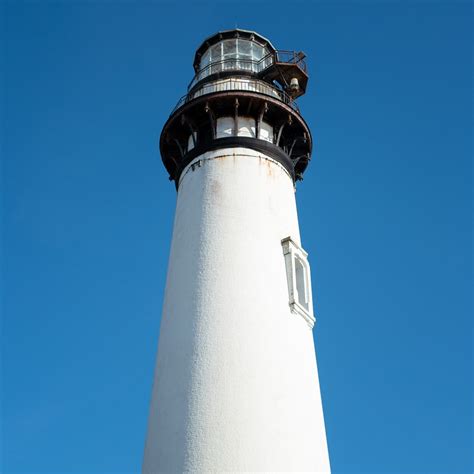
[{"xmin": 143, "ymin": 148, "xmax": 330, "ymax": 473}]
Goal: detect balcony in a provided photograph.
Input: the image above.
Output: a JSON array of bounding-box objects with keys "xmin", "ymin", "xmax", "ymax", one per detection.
[
  {"xmin": 171, "ymin": 76, "xmax": 300, "ymax": 115},
  {"xmin": 188, "ymin": 50, "xmax": 307, "ymax": 92},
  {"xmin": 188, "ymin": 55, "xmax": 272, "ymax": 91}
]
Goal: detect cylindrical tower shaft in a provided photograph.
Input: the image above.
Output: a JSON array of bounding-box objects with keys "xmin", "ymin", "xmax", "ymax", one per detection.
[
  {"xmin": 143, "ymin": 149, "xmax": 329, "ymax": 471},
  {"xmin": 143, "ymin": 29, "xmax": 330, "ymax": 472}
]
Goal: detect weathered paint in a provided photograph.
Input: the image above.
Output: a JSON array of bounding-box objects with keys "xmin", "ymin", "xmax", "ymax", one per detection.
[{"xmin": 143, "ymin": 147, "xmax": 330, "ymax": 473}]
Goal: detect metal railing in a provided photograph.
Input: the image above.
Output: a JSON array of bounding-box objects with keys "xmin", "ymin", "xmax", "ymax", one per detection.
[
  {"xmin": 274, "ymin": 50, "xmax": 307, "ymax": 71},
  {"xmin": 187, "ymin": 49, "xmax": 306, "ymax": 91},
  {"xmin": 171, "ymin": 77, "xmax": 300, "ymax": 115},
  {"xmin": 188, "ymin": 54, "xmax": 274, "ymax": 91}
]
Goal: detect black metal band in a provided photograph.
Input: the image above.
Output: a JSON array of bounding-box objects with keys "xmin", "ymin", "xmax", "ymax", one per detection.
[{"xmin": 175, "ymin": 136, "xmax": 295, "ymax": 190}]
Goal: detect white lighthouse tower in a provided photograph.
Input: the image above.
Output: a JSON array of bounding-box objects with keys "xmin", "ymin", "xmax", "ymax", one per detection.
[{"xmin": 143, "ymin": 29, "xmax": 330, "ymax": 473}]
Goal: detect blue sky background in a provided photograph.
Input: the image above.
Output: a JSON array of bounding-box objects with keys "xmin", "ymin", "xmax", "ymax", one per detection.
[{"xmin": 2, "ymin": 1, "xmax": 472, "ymax": 472}]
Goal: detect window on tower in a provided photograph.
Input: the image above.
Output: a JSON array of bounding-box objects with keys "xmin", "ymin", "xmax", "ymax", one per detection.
[
  {"xmin": 281, "ymin": 237, "xmax": 315, "ymax": 328},
  {"xmin": 214, "ymin": 116, "xmax": 274, "ymax": 143}
]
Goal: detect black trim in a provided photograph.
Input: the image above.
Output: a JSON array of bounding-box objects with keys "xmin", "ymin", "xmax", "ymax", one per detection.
[
  {"xmin": 160, "ymin": 91, "xmax": 312, "ymax": 184},
  {"xmin": 175, "ymin": 136, "xmax": 295, "ymax": 189}
]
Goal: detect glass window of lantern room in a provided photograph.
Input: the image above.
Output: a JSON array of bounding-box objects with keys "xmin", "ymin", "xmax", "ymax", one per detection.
[
  {"xmin": 238, "ymin": 39, "xmax": 252, "ymax": 58},
  {"xmin": 252, "ymin": 43, "xmax": 267, "ymax": 73},
  {"xmin": 222, "ymin": 39, "xmax": 236, "ymax": 58},
  {"xmin": 251, "ymin": 42, "xmax": 265, "ymax": 61},
  {"xmin": 223, "ymin": 39, "xmax": 237, "ymax": 71},
  {"xmin": 198, "ymin": 49, "xmax": 212, "ymax": 81},
  {"xmin": 200, "ymin": 49, "xmax": 211, "ymax": 70},
  {"xmin": 258, "ymin": 44, "xmax": 273, "ymax": 71},
  {"xmin": 210, "ymin": 43, "xmax": 223, "ymax": 74},
  {"xmin": 237, "ymin": 39, "xmax": 252, "ymax": 72},
  {"xmin": 211, "ymin": 42, "xmax": 222, "ymax": 61}
]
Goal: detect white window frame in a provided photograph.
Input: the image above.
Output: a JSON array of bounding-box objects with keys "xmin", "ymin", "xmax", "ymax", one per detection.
[{"xmin": 281, "ymin": 236, "xmax": 315, "ymax": 328}]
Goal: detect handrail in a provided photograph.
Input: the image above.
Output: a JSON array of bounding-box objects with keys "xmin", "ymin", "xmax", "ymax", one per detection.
[
  {"xmin": 188, "ymin": 49, "xmax": 306, "ymax": 91},
  {"xmin": 171, "ymin": 77, "xmax": 300, "ymax": 115},
  {"xmin": 274, "ymin": 50, "xmax": 307, "ymax": 71},
  {"xmin": 188, "ymin": 53, "xmax": 274, "ymax": 91}
]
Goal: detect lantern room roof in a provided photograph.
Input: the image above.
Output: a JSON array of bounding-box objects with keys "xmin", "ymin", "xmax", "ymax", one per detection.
[{"xmin": 193, "ymin": 29, "xmax": 277, "ymax": 72}]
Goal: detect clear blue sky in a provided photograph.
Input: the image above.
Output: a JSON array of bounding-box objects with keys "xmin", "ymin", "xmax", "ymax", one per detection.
[{"xmin": 2, "ymin": 1, "xmax": 472, "ymax": 472}]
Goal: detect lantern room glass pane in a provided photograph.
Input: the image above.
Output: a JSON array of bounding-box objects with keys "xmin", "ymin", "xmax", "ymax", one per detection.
[
  {"xmin": 201, "ymin": 50, "xmax": 211, "ymax": 69},
  {"xmin": 211, "ymin": 43, "xmax": 222, "ymax": 62},
  {"xmin": 237, "ymin": 39, "xmax": 252, "ymax": 71},
  {"xmin": 251, "ymin": 43, "xmax": 265, "ymax": 61},
  {"xmin": 198, "ymin": 39, "xmax": 272, "ymax": 74},
  {"xmin": 222, "ymin": 39, "xmax": 236, "ymax": 58},
  {"xmin": 237, "ymin": 39, "xmax": 252, "ymax": 58}
]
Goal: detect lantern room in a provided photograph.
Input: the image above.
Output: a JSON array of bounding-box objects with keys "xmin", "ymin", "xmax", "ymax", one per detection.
[
  {"xmin": 190, "ymin": 30, "xmax": 276, "ymax": 91},
  {"xmin": 160, "ymin": 29, "xmax": 312, "ymax": 187}
]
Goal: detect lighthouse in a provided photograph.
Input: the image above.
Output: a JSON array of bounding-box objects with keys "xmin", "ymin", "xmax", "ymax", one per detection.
[{"xmin": 143, "ymin": 29, "xmax": 330, "ymax": 472}]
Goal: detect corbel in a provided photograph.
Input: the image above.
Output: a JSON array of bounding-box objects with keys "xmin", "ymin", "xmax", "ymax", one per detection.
[
  {"xmin": 181, "ymin": 114, "xmax": 197, "ymax": 147},
  {"xmin": 255, "ymin": 102, "xmax": 268, "ymax": 140},
  {"xmin": 234, "ymin": 98, "xmax": 239, "ymax": 136},
  {"xmin": 172, "ymin": 138, "xmax": 185, "ymax": 158},
  {"xmin": 275, "ymin": 122, "xmax": 286, "ymax": 146},
  {"xmin": 205, "ymin": 102, "xmax": 216, "ymax": 139}
]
